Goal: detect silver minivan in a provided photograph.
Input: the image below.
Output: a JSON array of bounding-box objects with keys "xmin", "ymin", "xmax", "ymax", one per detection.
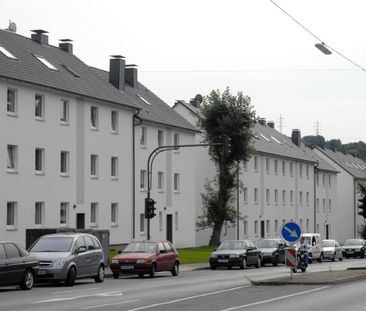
[{"xmin": 29, "ymin": 233, "xmax": 105, "ymax": 286}]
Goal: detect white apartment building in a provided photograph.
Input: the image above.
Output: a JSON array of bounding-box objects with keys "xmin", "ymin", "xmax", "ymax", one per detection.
[{"xmin": 0, "ymin": 28, "xmax": 197, "ymax": 248}]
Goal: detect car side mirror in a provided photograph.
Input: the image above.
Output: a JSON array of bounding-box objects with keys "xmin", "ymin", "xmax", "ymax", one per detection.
[{"xmin": 77, "ymin": 246, "xmax": 87, "ymax": 253}]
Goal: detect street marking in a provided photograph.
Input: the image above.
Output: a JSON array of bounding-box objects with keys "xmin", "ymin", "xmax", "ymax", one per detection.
[
  {"xmin": 52, "ymin": 287, "xmax": 102, "ymax": 295},
  {"xmin": 125, "ymin": 286, "xmax": 250, "ymax": 311},
  {"xmin": 81, "ymin": 299, "xmax": 140, "ymax": 310},
  {"xmin": 31, "ymin": 291, "xmax": 123, "ymax": 304},
  {"xmin": 218, "ymin": 286, "xmax": 329, "ymax": 311}
]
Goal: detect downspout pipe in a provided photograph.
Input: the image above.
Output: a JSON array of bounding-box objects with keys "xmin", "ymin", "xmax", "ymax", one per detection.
[
  {"xmin": 314, "ymin": 161, "xmax": 319, "ymax": 232},
  {"xmin": 132, "ymin": 109, "xmax": 142, "ymax": 239}
]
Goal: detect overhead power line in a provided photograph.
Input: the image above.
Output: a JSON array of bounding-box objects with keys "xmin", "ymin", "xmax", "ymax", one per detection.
[{"xmin": 270, "ymin": 0, "xmax": 366, "ymax": 73}]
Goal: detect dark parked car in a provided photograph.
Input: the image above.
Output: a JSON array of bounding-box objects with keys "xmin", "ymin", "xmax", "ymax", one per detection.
[
  {"xmin": 0, "ymin": 241, "xmax": 39, "ymax": 290},
  {"xmin": 341, "ymin": 239, "xmax": 366, "ymax": 258},
  {"xmin": 29, "ymin": 233, "xmax": 105, "ymax": 286},
  {"xmin": 110, "ymin": 241, "xmax": 180, "ymax": 278},
  {"xmin": 209, "ymin": 240, "xmax": 261, "ymax": 270},
  {"xmin": 255, "ymin": 239, "xmax": 288, "ymax": 266}
]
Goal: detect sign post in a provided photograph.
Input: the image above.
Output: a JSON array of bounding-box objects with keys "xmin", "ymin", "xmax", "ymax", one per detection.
[{"xmin": 280, "ymin": 221, "xmax": 302, "ymax": 278}]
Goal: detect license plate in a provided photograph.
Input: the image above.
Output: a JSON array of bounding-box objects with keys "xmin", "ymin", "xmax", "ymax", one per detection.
[
  {"xmin": 121, "ymin": 265, "xmax": 134, "ymax": 270},
  {"xmin": 38, "ymin": 270, "xmax": 46, "ymax": 275},
  {"xmin": 347, "ymin": 251, "xmax": 354, "ymax": 254},
  {"xmin": 218, "ymin": 259, "xmax": 228, "ymax": 263}
]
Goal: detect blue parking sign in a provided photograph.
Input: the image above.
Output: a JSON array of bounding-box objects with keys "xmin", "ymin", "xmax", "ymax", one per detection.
[{"xmin": 280, "ymin": 222, "xmax": 302, "ymax": 244}]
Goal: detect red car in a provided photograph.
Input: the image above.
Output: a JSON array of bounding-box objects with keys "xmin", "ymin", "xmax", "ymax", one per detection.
[{"xmin": 110, "ymin": 241, "xmax": 179, "ymax": 278}]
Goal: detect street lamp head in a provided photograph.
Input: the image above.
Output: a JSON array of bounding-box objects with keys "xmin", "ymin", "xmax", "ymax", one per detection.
[{"xmin": 315, "ymin": 42, "xmax": 332, "ymax": 55}]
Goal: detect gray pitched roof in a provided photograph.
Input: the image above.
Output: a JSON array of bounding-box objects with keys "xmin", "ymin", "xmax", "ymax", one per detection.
[
  {"xmin": 301, "ymin": 146, "xmax": 339, "ymax": 173},
  {"xmin": 0, "ymin": 29, "xmax": 196, "ymax": 132},
  {"xmin": 315, "ymin": 147, "xmax": 366, "ymax": 180}
]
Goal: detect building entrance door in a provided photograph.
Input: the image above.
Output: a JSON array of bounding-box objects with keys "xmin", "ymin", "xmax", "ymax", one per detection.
[
  {"xmin": 166, "ymin": 214, "xmax": 173, "ymax": 243},
  {"xmin": 76, "ymin": 213, "xmax": 85, "ymax": 229},
  {"xmin": 260, "ymin": 220, "xmax": 265, "ymax": 238}
]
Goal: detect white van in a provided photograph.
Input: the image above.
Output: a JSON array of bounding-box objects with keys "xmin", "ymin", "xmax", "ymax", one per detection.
[{"xmin": 302, "ymin": 233, "xmax": 323, "ymax": 263}]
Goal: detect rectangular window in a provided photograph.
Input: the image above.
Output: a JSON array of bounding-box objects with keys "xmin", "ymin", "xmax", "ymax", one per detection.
[
  {"xmin": 290, "ymin": 162, "xmax": 294, "ymax": 177},
  {"xmin": 306, "ymin": 192, "xmax": 310, "ymax": 205},
  {"xmin": 266, "ymin": 189, "xmax": 270, "ymax": 204},
  {"xmin": 90, "ymin": 154, "xmax": 98, "ymax": 178},
  {"xmin": 282, "ymin": 161, "xmax": 286, "ymax": 175},
  {"xmin": 322, "ymin": 173, "xmax": 326, "ymax": 187},
  {"xmin": 175, "ymin": 212, "xmax": 179, "ymax": 230},
  {"xmin": 274, "ymin": 160, "xmax": 278, "ymax": 174},
  {"xmin": 7, "ymin": 202, "xmax": 17, "ymax": 228},
  {"xmin": 316, "ymin": 198, "xmax": 319, "ymax": 212},
  {"xmin": 7, "ymin": 145, "xmax": 17, "ymax": 172},
  {"xmin": 306, "ymin": 165, "xmax": 309, "ymax": 179},
  {"xmin": 34, "ymin": 55, "xmax": 57, "ymax": 70},
  {"xmin": 35, "ymin": 148, "xmax": 45, "ymax": 174},
  {"xmin": 111, "ymin": 203, "xmax": 118, "ymax": 225},
  {"xmin": 316, "ymin": 172, "xmax": 319, "ymax": 186},
  {"xmin": 173, "ymin": 133, "xmax": 179, "ymax": 151},
  {"xmin": 299, "ymin": 191, "xmax": 303, "ymax": 205},
  {"xmin": 322, "ymin": 199, "xmax": 326, "ymax": 211},
  {"xmin": 90, "ymin": 202, "xmax": 98, "ymax": 226},
  {"xmin": 254, "ymin": 156, "xmax": 258, "ymax": 171},
  {"xmin": 243, "ymin": 187, "xmax": 248, "ymax": 203},
  {"xmin": 243, "ymin": 161, "xmax": 248, "ymax": 171},
  {"xmin": 300, "ymin": 219, "xmax": 303, "ymax": 229},
  {"xmin": 140, "ymin": 213, "xmax": 145, "ymax": 232},
  {"xmin": 275, "ymin": 220, "xmax": 278, "ymax": 235},
  {"xmin": 159, "ymin": 211, "xmax": 163, "ymax": 231},
  {"xmin": 90, "ymin": 106, "xmax": 98, "ymax": 129},
  {"xmin": 329, "ymin": 199, "xmax": 332, "ymax": 212},
  {"xmin": 266, "ymin": 220, "xmax": 270, "ymax": 234},
  {"xmin": 299, "ymin": 164, "xmax": 303, "ymax": 178},
  {"xmin": 254, "ymin": 188, "xmax": 258, "ymax": 204},
  {"xmin": 60, "ymin": 99, "xmax": 69, "ymax": 124},
  {"xmin": 306, "ymin": 219, "xmax": 310, "ymax": 232},
  {"xmin": 290, "ymin": 190, "xmax": 294, "ymax": 204},
  {"xmin": 140, "ymin": 127, "xmax": 146, "ymax": 147},
  {"xmin": 60, "ymin": 151, "xmax": 69, "ymax": 175},
  {"xmin": 254, "ymin": 220, "xmax": 258, "ymax": 235},
  {"xmin": 35, "ymin": 202, "xmax": 44, "ymax": 225},
  {"xmin": 7, "ymin": 88, "xmax": 16, "ymax": 114},
  {"xmin": 158, "ymin": 130, "xmax": 164, "ymax": 147},
  {"xmin": 60, "ymin": 202, "xmax": 68, "ymax": 225},
  {"xmin": 328, "ymin": 175, "xmax": 332, "ymax": 187},
  {"xmin": 140, "ymin": 170, "xmax": 147, "ymax": 190},
  {"xmin": 158, "ymin": 171, "xmax": 164, "ymax": 191},
  {"xmin": 111, "ymin": 111, "xmax": 118, "ymax": 132},
  {"xmin": 243, "ymin": 220, "xmax": 248, "ymax": 236},
  {"xmin": 265, "ymin": 158, "xmax": 270, "ymax": 173},
  {"xmin": 35, "ymin": 94, "xmax": 44, "ymax": 119},
  {"xmin": 316, "ymin": 223, "xmax": 320, "ymax": 233},
  {"xmin": 0, "ymin": 46, "xmax": 17, "ymax": 59},
  {"xmin": 111, "ymin": 156, "xmax": 118, "ymax": 179},
  {"xmin": 282, "ymin": 190, "xmax": 286, "ymax": 205},
  {"xmin": 174, "ymin": 173, "xmax": 180, "ymax": 192},
  {"xmin": 274, "ymin": 190, "xmax": 278, "ymax": 204}
]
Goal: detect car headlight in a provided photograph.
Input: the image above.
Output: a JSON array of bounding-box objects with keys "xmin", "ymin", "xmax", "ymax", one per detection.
[
  {"xmin": 230, "ymin": 254, "xmax": 239, "ymax": 258},
  {"xmin": 111, "ymin": 259, "xmax": 119, "ymax": 264},
  {"xmin": 136, "ymin": 259, "xmax": 151, "ymax": 264},
  {"xmin": 211, "ymin": 254, "xmax": 217, "ymax": 258},
  {"xmin": 53, "ymin": 258, "xmax": 66, "ymax": 267}
]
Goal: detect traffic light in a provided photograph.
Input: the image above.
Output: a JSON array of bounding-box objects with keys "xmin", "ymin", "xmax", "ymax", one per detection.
[
  {"xmin": 145, "ymin": 197, "xmax": 156, "ymax": 219},
  {"xmin": 222, "ymin": 135, "xmax": 232, "ymax": 157},
  {"xmin": 358, "ymin": 195, "xmax": 366, "ymax": 218}
]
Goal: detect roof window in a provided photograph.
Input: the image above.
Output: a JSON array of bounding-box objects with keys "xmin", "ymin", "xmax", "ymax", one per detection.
[
  {"xmin": 259, "ymin": 133, "xmax": 271, "ymax": 142},
  {"xmin": 136, "ymin": 95, "xmax": 152, "ymax": 106},
  {"xmin": 33, "ymin": 54, "xmax": 57, "ymax": 70},
  {"xmin": 0, "ymin": 46, "xmax": 17, "ymax": 59},
  {"xmin": 61, "ymin": 64, "xmax": 80, "ymax": 78},
  {"xmin": 271, "ymin": 136, "xmax": 282, "ymax": 144}
]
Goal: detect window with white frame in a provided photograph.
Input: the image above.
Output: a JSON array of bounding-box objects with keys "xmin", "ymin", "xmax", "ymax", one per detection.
[
  {"xmin": 35, "ymin": 94, "xmax": 44, "ymax": 119},
  {"xmin": 35, "ymin": 148, "xmax": 45, "ymax": 174},
  {"xmin": 140, "ymin": 170, "xmax": 147, "ymax": 190},
  {"xmin": 60, "ymin": 151, "xmax": 69, "ymax": 175},
  {"xmin": 282, "ymin": 161, "xmax": 286, "ymax": 175},
  {"xmin": 316, "ymin": 198, "xmax": 319, "ymax": 212},
  {"xmin": 290, "ymin": 162, "xmax": 294, "ymax": 176},
  {"xmin": 111, "ymin": 111, "xmax": 118, "ymax": 132},
  {"xmin": 306, "ymin": 165, "xmax": 309, "ymax": 178},
  {"xmin": 7, "ymin": 88, "xmax": 17, "ymax": 114},
  {"xmin": 306, "ymin": 219, "xmax": 310, "ymax": 232},
  {"xmin": 282, "ymin": 219, "xmax": 286, "ymax": 225},
  {"xmin": 174, "ymin": 173, "xmax": 180, "ymax": 192},
  {"xmin": 158, "ymin": 130, "xmax": 164, "ymax": 147},
  {"xmin": 175, "ymin": 212, "xmax": 179, "ymax": 230},
  {"xmin": 111, "ymin": 156, "xmax": 118, "ymax": 179},
  {"xmin": 254, "ymin": 220, "xmax": 258, "ymax": 235},
  {"xmin": 282, "ymin": 190, "xmax": 286, "ymax": 205},
  {"xmin": 111, "ymin": 203, "xmax": 118, "ymax": 225},
  {"xmin": 242, "ymin": 220, "xmax": 247, "ymax": 236},
  {"xmin": 159, "ymin": 212, "xmax": 163, "ymax": 231},
  {"xmin": 316, "ymin": 224, "xmax": 320, "ymax": 233},
  {"xmin": 274, "ymin": 160, "xmax": 278, "ymax": 174},
  {"xmin": 90, "ymin": 154, "xmax": 98, "ymax": 178},
  {"xmin": 265, "ymin": 158, "xmax": 270, "ymax": 173},
  {"xmin": 274, "ymin": 189, "xmax": 278, "ymax": 205},
  {"xmin": 158, "ymin": 171, "xmax": 164, "ymax": 192},
  {"xmin": 60, "ymin": 202, "xmax": 69, "ymax": 225},
  {"xmin": 243, "ymin": 187, "xmax": 248, "ymax": 203},
  {"xmin": 275, "ymin": 219, "xmax": 278, "ymax": 235},
  {"xmin": 322, "ymin": 173, "xmax": 326, "ymax": 187},
  {"xmin": 299, "ymin": 218, "xmax": 303, "ymax": 229},
  {"xmin": 90, "ymin": 106, "xmax": 98, "ymax": 129},
  {"xmin": 266, "ymin": 220, "xmax": 270, "ymax": 234},
  {"xmin": 306, "ymin": 192, "xmax": 310, "ymax": 205},
  {"xmin": 254, "ymin": 188, "xmax": 258, "ymax": 204},
  {"xmin": 316, "ymin": 172, "xmax": 319, "ymax": 186},
  {"xmin": 35, "ymin": 202, "xmax": 44, "ymax": 226},
  {"xmin": 266, "ymin": 189, "xmax": 270, "ymax": 204},
  {"xmin": 328, "ymin": 174, "xmax": 332, "ymax": 187},
  {"xmin": 299, "ymin": 164, "xmax": 303, "ymax": 178},
  {"xmin": 140, "ymin": 213, "xmax": 145, "ymax": 232},
  {"xmin": 299, "ymin": 191, "xmax": 303, "ymax": 205},
  {"xmin": 290, "ymin": 190, "xmax": 294, "ymax": 204},
  {"xmin": 323, "ymin": 199, "xmax": 326, "ymax": 211},
  {"xmin": 173, "ymin": 133, "xmax": 179, "ymax": 152},
  {"xmin": 243, "ymin": 161, "xmax": 248, "ymax": 171},
  {"xmin": 6, "ymin": 202, "xmax": 17, "ymax": 229},
  {"xmin": 329, "ymin": 199, "xmax": 332, "ymax": 212},
  {"xmin": 7, "ymin": 145, "xmax": 17, "ymax": 172},
  {"xmin": 140, "ymin": 126, "xmax": 146, "ymax": 147},
  {"xmin": 254, "ymin": 156, "xmax": 258, "ymax": 171},
  {"xmin": 60, "ymin": 99, "xmax": 69, "ymax": 124},
  {"xmin": 90, "ymin": 202, "xmax": 98, "ymax": 226}
]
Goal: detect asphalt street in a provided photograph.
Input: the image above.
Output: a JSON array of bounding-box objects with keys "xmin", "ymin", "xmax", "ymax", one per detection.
[{"xmin": 1, "ymin": 258, "xmax": 366, "ymax": 311}]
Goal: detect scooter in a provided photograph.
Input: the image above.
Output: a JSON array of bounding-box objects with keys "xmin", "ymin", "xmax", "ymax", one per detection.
[{"xmin": 292, "ymin": 249, "xmax": 308, "ymax": 273}]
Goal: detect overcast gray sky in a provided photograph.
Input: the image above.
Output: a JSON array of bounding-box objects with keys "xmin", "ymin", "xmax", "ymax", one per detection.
[{"xmin": 2, "ymin": 0, "xmax": 365, "ymax": 143}]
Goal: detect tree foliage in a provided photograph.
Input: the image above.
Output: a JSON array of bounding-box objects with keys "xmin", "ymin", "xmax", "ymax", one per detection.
[{"xmin": 196, "ymin": 88, "xmax": 256, "ymax": 246}]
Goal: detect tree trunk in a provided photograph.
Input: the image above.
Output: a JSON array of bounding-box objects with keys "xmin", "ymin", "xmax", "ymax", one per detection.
[{"xmin": 209, "ymin": 220, "xmax": 224, "ymax": 246}]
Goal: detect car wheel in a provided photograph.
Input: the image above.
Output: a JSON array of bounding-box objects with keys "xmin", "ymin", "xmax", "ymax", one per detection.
[
  {"xmin": 255, "ymin": 257, "xmax": 261, "ymax": 268},
  {"xmin": 332, "ymin": 253, "xmax": 336, "ymax": 262},
  {"xmin": 273, "ymin": 256, "xmax": 279, "ymax": 267},
  {"xmin": 227, "ymin": 265, "xmax": 232, "ymax": 270},
  {"xmin": 339, "ymin": 255, "xmax": 343, "ymax": 261},
  {"xmin": 361, "ymin": 250, "xmax": 365, "ymax": 259},
  {"xmin": 317, "ymin": 254, "xmax": 323, "ymax": 263},
  {"xmin": 113, "ymin": 272, "xmax": 119, "ymax": 279},
  {"xmin": 65, "ymin": 267, "xmax": 76, "ymax": 286},
  {"xmin": 210, "ymin": 265, "xmax": 217, "ymax": 270},
  {"xmin": 149, "ymin": 264, "xmax": 156, "ymax": 278},
  {"xmin": 94, "ymin": 265, "xmax": 105, "ymax": 283},
  {"xmin": 138, "ymin": 273, "xmax": 144, "ymax": 278},
  {"xmin": 20, "ymin": 270, "xmax": 34, "ymax": 290},
  {"xmin": 239, "ymin": 258, "xmax": 247, "ymax": 270},
  {"xmin": 171, "ymin": 262, "xmax": 179, "ymax": 276}
]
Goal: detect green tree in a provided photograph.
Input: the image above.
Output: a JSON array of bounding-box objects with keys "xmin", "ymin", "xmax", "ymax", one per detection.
[{"xmin": 196, "ymin": 88, "xmax": 256, "ymax": 246}]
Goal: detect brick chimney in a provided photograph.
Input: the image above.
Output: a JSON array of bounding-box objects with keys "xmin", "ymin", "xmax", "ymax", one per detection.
[
  {"xmin": 31, "ymin": 29, "xmax": 49, "ymax": 45},
  {"xmin": 267, "ymin": 121, "xmax": 275, "ymax": 129},
  {"xmin": 258, "ymin": 118, "xmax": 267, "ymax": 126},
  {"xmin": 59, "ymin": 39, "xmax": 73, "ymax": 54},
  {"xmin": 125, "ymin": 64, "xmax": 138, "ymax": 88},
  {"xmin": 109, "ymin": 55, "xmax": 125, "ymax": 90},
  {"xmin": 291, "ymin": 129, "xmax": 301, "ymax": 147}
]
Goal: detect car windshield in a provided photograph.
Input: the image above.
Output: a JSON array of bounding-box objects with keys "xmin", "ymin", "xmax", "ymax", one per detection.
[
  {"xmin": 344, "ymin": 239, "xmax": 363, "ymax": 246},
  {"xmin": 323, "ymin": 240, "xmax": 335, "ymax": 247},
  {"xmin": 29, "ymin": 236, "xmax": 74, "ymax": 252},
  {"xmin": 255, "ymin": 240, "xmax": 279, "ymax": 248},
  {"xmin": 218, "ymin": 241, "xmax": 248, "ymax": 250},
  {"xmin": 123, "ymin": 242, "xmax": 156, "ymax": 253}
]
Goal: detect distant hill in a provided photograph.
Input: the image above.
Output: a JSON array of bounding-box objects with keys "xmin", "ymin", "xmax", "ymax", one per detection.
[{"xmin": 302, "ymin": 135, "xmax": 366, "ymax": 162}]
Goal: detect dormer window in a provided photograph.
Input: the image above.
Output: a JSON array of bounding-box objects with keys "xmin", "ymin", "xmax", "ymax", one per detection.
[
  {"xmin": 0, "ymin": 46, "xmax": 17, "ymax": 59},
  {"xmin": 33, "ymin": 54, "xmax": 57, "ymax": 70},
  {"xmin": 136, "ymin": 95, "xmax": 152, "ymax": 106}
]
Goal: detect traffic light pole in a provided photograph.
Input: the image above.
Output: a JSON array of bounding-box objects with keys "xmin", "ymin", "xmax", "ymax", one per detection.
[{"xmin": 145, "ymin": 142, "xmax": 222, "ymax": 240}]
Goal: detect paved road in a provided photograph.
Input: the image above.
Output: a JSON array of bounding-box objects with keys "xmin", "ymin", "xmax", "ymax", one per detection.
[{"xmin": 1, "ymin": 258, "xmax": 365, "ymax": 311}]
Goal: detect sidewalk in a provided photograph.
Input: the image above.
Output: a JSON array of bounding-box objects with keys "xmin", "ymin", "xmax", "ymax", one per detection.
[{"xmin": 251, "ymin": 268, "xmax": 366, "ymax": 285}]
